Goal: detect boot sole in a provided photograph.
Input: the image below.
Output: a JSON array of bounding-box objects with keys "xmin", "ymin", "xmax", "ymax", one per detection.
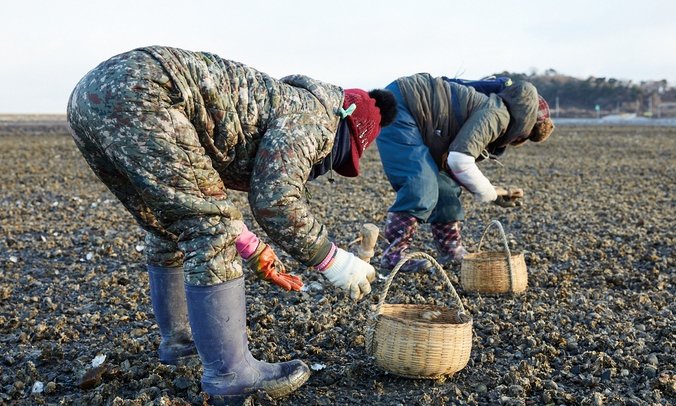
[
  {"xmin": 205, "ymin": 365, "xmax": 311, "ymax": 404},
  {"xmin": 264, "ymin": 366, "xmax": 311, "ymax": 398},
  {"xmin": 159, "ymin": 344, "xmax": 199, "ymax": 365},
  {"xmin": 159, "ymin": 352, "xmax": 199, "ymax": 365}
]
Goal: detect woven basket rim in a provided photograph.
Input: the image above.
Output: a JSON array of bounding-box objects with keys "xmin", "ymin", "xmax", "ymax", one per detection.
[
  {"xmin": 377, "ymin": 304, "xmax": 473, "ymax": 327},
  {"xmin": 463, "ymin": 251, "xmax": 524, "ymax": 260}
]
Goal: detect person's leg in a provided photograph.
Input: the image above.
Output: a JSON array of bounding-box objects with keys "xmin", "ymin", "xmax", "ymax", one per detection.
[
  {"xmin": 144, "ymin": 233, "xmax": 196, "ymax": 364},
  {"xmin": 67, "ymin": 50, "xmax": 308, "ymax": 398},
  {"xmin": 429, "ymin": 172, "xmax": 468, "ymax": 262},
  {"xmin": 109, "ymin": 101, "xmax": 310, "ymax": 398},
  {"xmin": 376, "ymin": 82, "xmax": 439, "ymax": 220},
  {"xmin": 69, "ymin": 76, "xmax": 196, "ymax": 364},
  {"xmin": 186, "ymin": 277, "xmax": 309, "ymax": 402},
  {"xmin": 376, "ymin": 83, "xmax": 438, "ymax": 271}
]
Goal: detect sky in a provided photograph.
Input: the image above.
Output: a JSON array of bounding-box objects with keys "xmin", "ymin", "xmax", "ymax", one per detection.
[{"xmin": 1, "ymin": 0, "xmax": 675, "ymax": 114}]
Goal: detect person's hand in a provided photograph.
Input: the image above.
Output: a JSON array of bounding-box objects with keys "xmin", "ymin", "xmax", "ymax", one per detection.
[
  {"xmin": 319, "ymin": 248, "xmax": 376, "ymax": 301},
  {"xmin": 246, "ymin": 243, "xmax": 304, "ymax": 291},
  {"xmin": 494, "ymin": 187, "xmax": 524, "ymax": 208},
  {"xmin": 494, "ymin": 195, "xmax": 522, "ymax": 207}
]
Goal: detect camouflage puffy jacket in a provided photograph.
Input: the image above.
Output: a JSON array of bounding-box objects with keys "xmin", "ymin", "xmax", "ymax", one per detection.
[{"xmin": 142, "ymin": 46, "xmax": 345, "ymax": 266}]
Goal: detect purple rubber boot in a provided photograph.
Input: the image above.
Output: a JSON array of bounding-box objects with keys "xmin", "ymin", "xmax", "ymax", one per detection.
[
  {"xmin": 380, "ymin": 212, "xmax": 432, "ymax": 272},
  {"xmin": 431, "ymin": 221, "xmax": 469, "ymax": 264}
]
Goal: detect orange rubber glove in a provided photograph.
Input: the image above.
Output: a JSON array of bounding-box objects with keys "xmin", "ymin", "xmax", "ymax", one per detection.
[
  {"xmin": 245, "ymin": 242, "xmax": 304, "ymax": 291},
  {"xmin": 236, "ymin": 224, "xmax": 303, "ymax": 291}
]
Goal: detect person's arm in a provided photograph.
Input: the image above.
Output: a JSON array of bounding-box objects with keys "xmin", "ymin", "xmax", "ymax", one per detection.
[
  {"xmin": 445, "ymin": 151, "xmax": 497, "ymax": 202},
  {"xmin": 446, "ymin": 94, "xmax": 510, "ymax": 202},
  {"xmin": 312, "ymin": 242, "xmax": 375, "ymax": 301},
  {"xmin": 249, "ymin": 113, "xmax": 334, "ymax": 266},
  {"xmin": 235, "ymin": 223, "xmax": 303, "ymax": 291},
  {"xmin": 448, "ymin": 93, "xmax": 509, "ymax": 159},
  {"xmin": 248, "ymin": 113, "xmax": 374, "ymax": 300}
]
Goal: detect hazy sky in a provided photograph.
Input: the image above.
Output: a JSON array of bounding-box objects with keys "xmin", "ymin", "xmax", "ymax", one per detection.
[{"xmin": 2, "ymin": 0, "xmax": 674, "ymax": 113}]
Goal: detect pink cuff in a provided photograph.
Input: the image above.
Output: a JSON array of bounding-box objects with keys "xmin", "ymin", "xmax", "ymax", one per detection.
[
  {"xmin": 235, "ymin": 224, "xmax": 260, "ymax": 260},
  {"xmin": 315, "ymin": 243, "xmax": 337, "ymax": 272}
]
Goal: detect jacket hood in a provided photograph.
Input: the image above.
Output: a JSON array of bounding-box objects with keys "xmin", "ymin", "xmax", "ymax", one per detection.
[
  {"xmin": 495, "ymin": 81, "xmax": 539, "ymax": 147},
  {"xmin": 280, "ymin": 74, "xmax": 344, "ymax": 126}
]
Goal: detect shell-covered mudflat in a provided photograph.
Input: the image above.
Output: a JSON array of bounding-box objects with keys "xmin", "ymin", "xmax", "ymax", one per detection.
[{"xmin": 0, "ymin": 119, "xmax": 673, "ymax": 405}]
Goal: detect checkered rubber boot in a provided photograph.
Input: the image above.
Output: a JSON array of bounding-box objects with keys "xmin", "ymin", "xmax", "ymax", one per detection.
[
  {"xmin": 380, "ymin": 212, "xmax": 432, "ymax": 272},
  {"xmin": 431, "ymin": 221, "xmax": 468, "ymax": 264}
]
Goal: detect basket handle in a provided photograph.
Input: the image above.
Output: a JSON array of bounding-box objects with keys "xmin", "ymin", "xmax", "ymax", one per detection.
[
  {"xmin": 365, "ymin": 252, "xmax": 468, "ymax": 354},
  {"xmin": 477, "ymin": 220, "xmax": 515, "ymax": 293}
]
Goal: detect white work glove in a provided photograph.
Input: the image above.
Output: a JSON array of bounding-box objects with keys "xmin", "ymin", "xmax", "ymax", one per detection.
[
  {"xmin": 320, "ymin": 248, "xmax": 376, "ymax": 301},
  {"xmin": 445, "ymin": 151, "xmax": 498, "ymax": 203}
]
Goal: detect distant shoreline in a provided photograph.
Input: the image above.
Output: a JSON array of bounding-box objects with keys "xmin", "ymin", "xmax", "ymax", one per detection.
[
  {"xmin": 1, "ymin": 114, "xmax": 676, "ymax": 128},
  {"xmin": 554, "ymin": 117, "xmax": 676, "ymax": 127},
  {"xmin": 0, "ymin": 114, "xmax": 66, "ymax": 122}
]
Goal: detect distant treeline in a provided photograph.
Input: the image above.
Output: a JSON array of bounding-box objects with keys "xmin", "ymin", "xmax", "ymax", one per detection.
[{"xmin": 493, "ymin": 69, "xmax": 676, "ymax": 118}]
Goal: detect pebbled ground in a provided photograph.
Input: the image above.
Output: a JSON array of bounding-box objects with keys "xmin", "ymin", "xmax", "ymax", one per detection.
[{"xmin": 0, "ymin": 119, "xmax": 673, "ymax": 405}]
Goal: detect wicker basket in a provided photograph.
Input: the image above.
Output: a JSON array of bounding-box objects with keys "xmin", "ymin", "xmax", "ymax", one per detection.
[
  {"xmin": 460, "ymin": 220, "xmax": 528, "ymax": 294},
  {"xmin": 366, "ymin": 252, "xmax": 473, "ymax": 379}
]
